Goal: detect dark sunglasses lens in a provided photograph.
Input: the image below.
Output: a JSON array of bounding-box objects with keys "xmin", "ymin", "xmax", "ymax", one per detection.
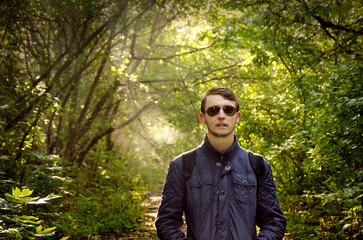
[
  {"xmin": 206, "ymin": 106, "xmax": 236, "ymax": 116},
  {"xmin": 224, "ymin": 106, "xmax": 236, "ymax": 116},
  {"xmin": 206, "ymin": 106, "xmax": 220, "ymax": 116}
]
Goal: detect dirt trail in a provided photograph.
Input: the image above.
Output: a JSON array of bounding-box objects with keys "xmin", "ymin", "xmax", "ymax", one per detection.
[
  {"xmin": 139, "ymin": 193, "xmax": 161, "ymax": 238},
  {"xmin": 117, "ymin": 192, "xmax": 160, "ymax": 239},
  {"xmin": 118, "ymin": 189, "xmax": 187, "ymax": 239}
]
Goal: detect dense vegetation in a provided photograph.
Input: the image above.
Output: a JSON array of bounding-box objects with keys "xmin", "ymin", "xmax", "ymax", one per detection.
[{"xmin": 0, "ymin": 0, "xmax": 362, "ymax": 239}]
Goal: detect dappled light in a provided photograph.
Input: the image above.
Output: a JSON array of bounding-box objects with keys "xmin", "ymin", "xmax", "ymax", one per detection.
[{"xmin": 0, "ymin": 0, "xmax": 362, "ymax": 239}]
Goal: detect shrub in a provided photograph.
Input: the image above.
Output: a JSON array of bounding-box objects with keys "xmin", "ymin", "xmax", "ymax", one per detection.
[
  {"xmin": 0, "ymin": 187, "xmax": 62, "ymax": 239},
  {"xmin": 57, "ymin": 159, "xmax": 146, "ymax": 239}
]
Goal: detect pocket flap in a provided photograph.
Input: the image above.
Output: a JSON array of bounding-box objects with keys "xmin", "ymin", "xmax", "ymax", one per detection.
[
  {"xmin": 189, "ymin": 175, "xmax": 213, "ymax": 187},
  {"xmin": 233, "ymin": 173, "xmax": 256, "ymax": 186}
]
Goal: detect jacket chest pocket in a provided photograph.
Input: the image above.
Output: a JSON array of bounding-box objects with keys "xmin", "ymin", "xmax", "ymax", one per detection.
[
  {"xmin": 233, "ymin": 173, "xmax": 257, "ymax": 205},
  {"xmin": 188, "ymin": 176, "xmax": 213, "ymax": 209}
]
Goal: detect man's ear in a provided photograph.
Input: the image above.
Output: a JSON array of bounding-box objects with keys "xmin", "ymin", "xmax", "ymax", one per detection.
[
  {"xmin": 235, "ymin": 111, "xmax": 241, "ymax": 124},
  {"xmin": 199, "ymin": 113, "xmax": 206, "ymax": 124}
]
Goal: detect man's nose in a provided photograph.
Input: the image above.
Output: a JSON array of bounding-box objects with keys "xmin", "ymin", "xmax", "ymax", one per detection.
[{"xmin": 217, "ymin": 108, "xmax": 226, "ymax": 118}]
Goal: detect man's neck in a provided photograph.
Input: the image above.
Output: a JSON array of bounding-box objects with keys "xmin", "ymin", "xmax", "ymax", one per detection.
[{"xmin": 207, "ymin": 133, "xmax": 235, "ymax": 153}]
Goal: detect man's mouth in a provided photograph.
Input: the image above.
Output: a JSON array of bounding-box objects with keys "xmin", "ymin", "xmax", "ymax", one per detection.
[{"xmin": 216, "ymin": 123, "xmax": 228, "ymax": 127}]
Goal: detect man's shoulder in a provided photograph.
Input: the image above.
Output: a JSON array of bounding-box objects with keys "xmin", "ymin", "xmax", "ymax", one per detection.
[
  {"xmin": 176, "ymin": 147, "xmax": 199, "ymax": 160},
  {"xmin": 241, "ymin": 149, "xmax": 270, "ymax": 164},
  {"xmin": 171, "ymin": 148, "xmax": 197, "ymax": 164},
  {"xmin": 175, "ymin": 145, "xmax": 202, "ymax": 158}
]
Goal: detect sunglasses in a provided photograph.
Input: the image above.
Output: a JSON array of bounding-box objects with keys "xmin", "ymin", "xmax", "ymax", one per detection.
[{"xmin": 205, "ymin": 105, "xmax": 237, "ymax": 117}]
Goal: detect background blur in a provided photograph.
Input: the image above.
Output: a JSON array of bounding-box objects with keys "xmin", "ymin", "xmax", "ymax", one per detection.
[{"xmin": 0, "ymin": 0, "xmax": 362, "ymax": 239}]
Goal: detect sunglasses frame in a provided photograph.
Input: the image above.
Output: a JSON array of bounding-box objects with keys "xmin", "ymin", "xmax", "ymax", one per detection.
[{"xmin": 205, "ymin": 105, "xmax": 237, "ymax": 117}]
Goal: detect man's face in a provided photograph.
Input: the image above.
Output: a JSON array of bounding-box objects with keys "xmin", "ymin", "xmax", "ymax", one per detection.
[{"xmin": 200, "ymin": 94, "xmax": 241, "ymax": 138}]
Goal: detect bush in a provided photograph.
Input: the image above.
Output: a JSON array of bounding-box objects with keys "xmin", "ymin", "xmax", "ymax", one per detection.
[
  {"xmin": 57, "ymin": 159, "xmax": 146, "ymax": 239},
  {"xmin": 59, "ymin": 189, "xmax": 144, "ymax": 238},
  {"xmin": 0, "ymin": 187, "xmax": 62, "ymax": 239}
]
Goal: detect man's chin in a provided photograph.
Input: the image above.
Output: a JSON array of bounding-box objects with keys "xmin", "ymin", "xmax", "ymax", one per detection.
[{"xmin": 209, "ymin": 130, "xmax": 233, "ymax": 138}]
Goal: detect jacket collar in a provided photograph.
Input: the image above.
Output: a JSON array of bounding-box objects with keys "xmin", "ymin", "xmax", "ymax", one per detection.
[{"xmin": 201, "ymin": 134, "xmax": 240, "ymax": 162}]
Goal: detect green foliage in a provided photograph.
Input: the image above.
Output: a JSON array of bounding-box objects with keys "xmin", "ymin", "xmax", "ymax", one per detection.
[
  {"xmin": 1, "ymin": 0, "xmax": 362, "ymax": 238},
  {"xmin": 210, "ymin": 0, "xmax": 363, "ymax": 238},
  {"xmin": 0, "ymin": 187, "xmax": 60, "ymax": 239},
  {"xmin": 58, "ymin": 158, "xmax": 145, "ymax": 239},
  {"xmin": 59, "ymin": 189, "xmax": 143, "ymax": 238},
  {"xmin": 1, "ymin": 0, "xmax": 172, "ymax": 237}
]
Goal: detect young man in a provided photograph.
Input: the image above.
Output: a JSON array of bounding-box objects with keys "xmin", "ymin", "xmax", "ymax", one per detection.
[{"xmin": 156, "ymin": 86, "xmax": 286, "ymax": 240}]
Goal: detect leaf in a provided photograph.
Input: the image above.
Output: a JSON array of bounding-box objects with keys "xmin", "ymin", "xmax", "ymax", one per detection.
[
  {"xmin": 28, "ymin": 198, "xmax": 47, "ymax": 204},
  {"xmin": 19, "ymin": 197, "xmax": 35, "ymax": 203},
  {"xmin": 34, "ymin": 232, "xmax": 56, "ymax": 237},
  {"xmin": 12, "ymin": 188, "xmax": 21, "ymax": 199},
  {"xmin": 19, "ymin": 215, "xmax": 38, "ymax": 220},
  {"xmin": 343, "ymin": 224, "xmax": 351, "ymax": 231},
  {"xmin": 5, "ymin": 193, "xmax": 19, "ymax": 203},
  {"xmin": 13, "ymin": 215, "xmax": 43, "ymax": 224},
  {"xmin": 34, "ymin": 225, "xmax": 56, "ymax": 236},
  {"xmin": 40, "ymin": 226, "xmax": 56, "ymax": 234},
  {"xmin": 21, "ymin": 189, "xmax": 33, "ymax": 197},
  {"xmin": 0, "ymin": 105, "xmax": 10, "ymax": 111},
  {"xmin": 28, "ymin": 194, "xmax": 61, "ymax": 205},
  {"xmin": 4, "ymin": 228, "xmax": 21, "ymax": 234},
  {"xmin": 36, "ymin": 225, "xmax": 42, "ymax": 234}
]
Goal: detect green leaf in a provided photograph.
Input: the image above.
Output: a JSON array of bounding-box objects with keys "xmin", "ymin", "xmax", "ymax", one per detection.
[
  {"xmin": 36, "ymin": 225, "xmax": 42, "ymax": 234},
  {"xmin": 40, "ymin": 226, "xmax": 56, "ymax": 234},
  {"xmin": 19, "ymin": 197, "xmax": 35, "ymax": 203},
  {"xmin": 5, "ymin": 193, "xmax": 19, "ymax": 203},
  {"xmin": 13, "ymin": 215, "xmax": 43, "ymax": 225},
  {"xmin": 35, "ymin": 225, "xmax": 56, "ymax": 236},
  {"xmin": 12, "ymin": 188, "xmax": 21, "ymax": 199},
  {"xmin": 19, "ymin": 215, "xmax": 38, "ymax": 220},
  {"xmin": 21, "ymin": 189, "xmax": 33, "ymax": 197}
]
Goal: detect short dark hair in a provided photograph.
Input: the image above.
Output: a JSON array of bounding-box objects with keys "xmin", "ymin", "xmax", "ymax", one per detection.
[{"xmin": 201, "ymin": 86, "xmax": 239, "ymax": 113}]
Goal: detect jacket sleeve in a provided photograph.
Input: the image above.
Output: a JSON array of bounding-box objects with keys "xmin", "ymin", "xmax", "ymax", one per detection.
[
  {"xmin": 155, "ymin": 159, "xmax": 186, "ymax": 240},
  {"xmin": 256, "ymin": 161, "xmax": 286, "ymax": 240}
]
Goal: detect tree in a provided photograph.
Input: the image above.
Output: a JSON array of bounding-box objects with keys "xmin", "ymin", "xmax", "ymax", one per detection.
[
  {"xmin": 1, "ymin": 0, "xmax": 361, "ymax": 238},
  {"xmin": 206, "ymin": 0, "xmax": 363, "ymax": 238}
]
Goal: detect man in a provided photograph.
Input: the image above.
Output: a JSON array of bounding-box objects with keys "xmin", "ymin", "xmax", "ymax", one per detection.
[{"xmin": 156, "ymin": 86, "xmax": 286, "ymax": 240}]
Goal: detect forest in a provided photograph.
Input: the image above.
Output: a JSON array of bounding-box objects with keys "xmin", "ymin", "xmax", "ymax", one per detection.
[{"xmin": 0, "ymin": 0, "xmax": 362, "ymax": 239}]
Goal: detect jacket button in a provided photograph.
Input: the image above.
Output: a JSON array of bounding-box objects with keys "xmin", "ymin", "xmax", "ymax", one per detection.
[
  {"xmin": 216, "ymin": 162, "xmax": 222, "ymax": 167},
  {"xmin": 225, "ymin": 165, "xmax": 230, "ymax": 170}
]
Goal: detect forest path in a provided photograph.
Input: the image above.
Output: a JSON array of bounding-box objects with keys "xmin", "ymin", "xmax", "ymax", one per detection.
[
  {"xmin": 139, "ymin": 192, "xmax": 161, "ymax": 238},
  {"xmin": 90, "ymin": 190, "xmax": 162, "ymax": 239},
  {"xmin": 118, "ymin": 190, "xmax": 161, "ymax": 239},
  {"xmin": 123, "ymin": 189, "xmax": 187, "ymax": 239},
  {"xmin": 117, "ymin": 186, "xmax": 189, "ymax": 239}
]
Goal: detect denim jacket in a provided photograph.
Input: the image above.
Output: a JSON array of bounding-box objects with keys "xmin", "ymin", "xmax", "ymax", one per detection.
[{"xmin": 156, "ymin": 136, "xmax": 286, "ymax": 240}]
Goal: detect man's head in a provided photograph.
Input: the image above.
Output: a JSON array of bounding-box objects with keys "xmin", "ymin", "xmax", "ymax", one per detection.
[
  {"xmin": 200, "ymin": 86, "xmax": 241, "ymax": 138},
  {"xmin": 201, "ymin": 86, "xmax": 239, "ymax": 114}
]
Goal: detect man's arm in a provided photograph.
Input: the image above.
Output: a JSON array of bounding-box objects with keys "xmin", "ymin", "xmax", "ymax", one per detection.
[
  {"xmin": 155, "ymin": 159, "xmax": 186, "ymax": 240},
  {"xmin": 256, "ymin": 161, "xmax": 286, "ymax": 240}
]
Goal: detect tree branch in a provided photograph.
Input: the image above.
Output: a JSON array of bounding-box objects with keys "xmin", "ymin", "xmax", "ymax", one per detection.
[{"xmin": 76, "ymin": 103, "xmax": 152, "ymax": 165}]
